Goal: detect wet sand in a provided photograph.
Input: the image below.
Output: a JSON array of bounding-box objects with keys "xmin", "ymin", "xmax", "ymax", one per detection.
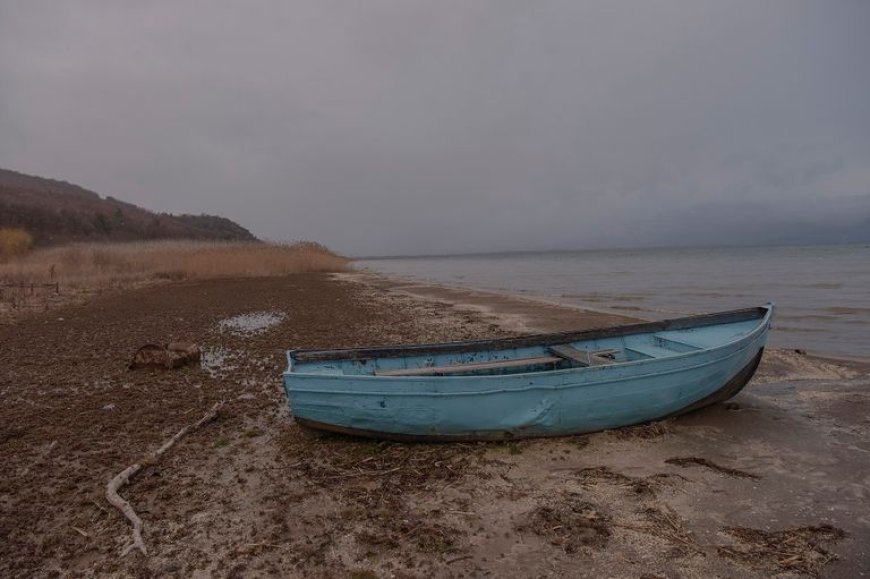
[
  {"xmin": 348, "ymin": 271, "xmax": 640, "ymax": 334},
  {"xmin": 0, "ymin": 272, "xmax": 867, "ymax": 577}
]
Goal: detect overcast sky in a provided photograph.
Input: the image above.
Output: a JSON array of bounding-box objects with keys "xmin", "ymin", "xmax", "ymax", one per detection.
[{"xmin": 1, "ymin": 1, "xmax": 869, "ymax": 255}]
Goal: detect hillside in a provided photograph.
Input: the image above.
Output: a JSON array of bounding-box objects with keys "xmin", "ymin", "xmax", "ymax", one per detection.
[{"xmin": 0, "ymin": 168, "xmax": 257, "ymax": 245}]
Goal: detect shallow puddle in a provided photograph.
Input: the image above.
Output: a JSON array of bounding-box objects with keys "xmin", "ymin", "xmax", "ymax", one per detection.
[{"xmin": 218, "ymin": 311, "xmax": 285, "ymax": 337}]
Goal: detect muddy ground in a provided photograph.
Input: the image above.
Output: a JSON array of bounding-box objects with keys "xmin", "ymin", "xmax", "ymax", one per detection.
[{"xmin": 0, "ymin": 272, "xmax": 868, "ymax": 578}]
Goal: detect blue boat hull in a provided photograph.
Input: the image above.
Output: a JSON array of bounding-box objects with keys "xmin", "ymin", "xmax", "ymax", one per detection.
[{"xmin": 283, "ymin": 305, "xmax": 772, "ymax": 441}]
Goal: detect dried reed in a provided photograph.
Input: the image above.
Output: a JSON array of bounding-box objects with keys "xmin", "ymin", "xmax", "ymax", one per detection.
[{"xmin": 0, "ymin": 240, "xmax": 350, "ymax": 287}]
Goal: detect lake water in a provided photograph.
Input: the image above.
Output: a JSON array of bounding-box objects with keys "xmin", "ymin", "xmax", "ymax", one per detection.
[{"xmin": 360, "ymin": 245, "xmax": 870, "ymax": 359}]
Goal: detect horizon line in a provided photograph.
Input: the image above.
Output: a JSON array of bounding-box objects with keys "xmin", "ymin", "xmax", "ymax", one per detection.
[{"xmin": 351, "ymin": 240, "xmax": 867, "ymax": 260}]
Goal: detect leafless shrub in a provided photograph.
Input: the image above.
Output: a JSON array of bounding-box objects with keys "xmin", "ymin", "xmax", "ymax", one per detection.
[{"xmin": 0, "ymin": 228, "xmax": 33, "ymax": 260}]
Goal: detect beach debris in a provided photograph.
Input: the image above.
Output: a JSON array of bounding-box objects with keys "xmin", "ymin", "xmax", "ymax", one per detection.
[
  {"xmin": 610, "ymin": 419, "xmax": 672, "ymax": 440},
  {"xmin": 639, "ymin": 506, "xmax": 704, "ymax": 556},
  {"xmin": 128, "ymin": 342, "xmax": 201, "ymax": 370},
  {"xmin": 71, "ymin": 526, "xmax": 90, "ymax": 538},
  {"xmin": 105, "ymin": 401, "xmax": 222, "ymax": 556},
  {"xmin": 717, "ymin": 524, "xmax": 845, "ymax": 576},
  {"xmin": 665, "ymin": 456, "xmax": 760, "ymax": 480},
  {"xmin": 572, "ymin": 466, "xmax": 684, "ymax": 497},
  {"xmin": 606, "ymin": 505, "xmax": 704, "ymax": 557},
  {"xmin": 517, "ymin": 491, "xmax": 611, "ymax": 552}
]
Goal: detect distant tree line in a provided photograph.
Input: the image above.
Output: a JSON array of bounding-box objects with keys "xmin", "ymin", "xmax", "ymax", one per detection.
[{"xmin": 0, "ymin": 168, "xmax": 258, "ymax": 246}]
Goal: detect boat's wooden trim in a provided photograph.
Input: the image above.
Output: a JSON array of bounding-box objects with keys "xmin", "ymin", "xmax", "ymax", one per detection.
[
  {"xmin": 374, "ymin": 355, "xmax": 562, "ymax": 377},
  {"xmin": 549, "ymin": 345, "xmax": 617, "ymax": 366},
  {"xmin": 549, "ymin": 344, "xmax": 590, "ymax": 365},
  {"xmin": 293, "ymin": 347, "xmax": 765, "ymax": 442},
  {"xmin": 290, "ymin": 306, "xmax": 768, "ymax": 363}
]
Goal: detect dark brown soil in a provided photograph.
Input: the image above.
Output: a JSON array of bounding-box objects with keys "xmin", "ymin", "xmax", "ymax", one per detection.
[
  {"xmin": 0, "ymin": 272, "xmax": 864, "ymax": 578},
  {"xmin": 0, "ymin": 273, "xmax": 511, "ymax": 577}
]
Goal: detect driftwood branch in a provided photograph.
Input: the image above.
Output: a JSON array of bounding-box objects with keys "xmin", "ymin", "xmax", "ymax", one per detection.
[{"xmin": 106, "ymin": 402, "xmax": 222, "ymax": 556}]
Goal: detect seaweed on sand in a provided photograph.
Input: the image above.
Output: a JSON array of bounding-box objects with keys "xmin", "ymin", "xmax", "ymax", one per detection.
[
  {"xmin": 574, "ymin": 466, "xmax": 685, "ymax": 497},
  {"xmin": 610, "ymin": 420, "xmax": 672, "ymax": 440},
  {"xmin": 665, "ymin": 456, "xmax": 760, "ymax": 480},
  {"xmin": 517, "ymin": 491, "xmax": 611, "ymax": 553},
  {"xmin": 718, "ymin": 525, "xmax": 846, "ymax": 577}
]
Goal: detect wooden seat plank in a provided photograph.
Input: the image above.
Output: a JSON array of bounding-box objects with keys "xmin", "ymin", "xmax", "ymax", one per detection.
[
  {"xmin": 376, "ymin": 355, "xmax": 562, "ymax": 377},
  {"xmin": 549, "ymin": 345, "xmax": 618, "ymax": 366},
  {"xmin": 549, "ymin": 344, "xmax": 591, "ymax": 366}
]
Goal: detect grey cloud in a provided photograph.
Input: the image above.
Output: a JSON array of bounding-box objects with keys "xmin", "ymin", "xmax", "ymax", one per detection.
[{"xmin": 1, "ymin": 0, "xmax": 869, "ymax": 255}]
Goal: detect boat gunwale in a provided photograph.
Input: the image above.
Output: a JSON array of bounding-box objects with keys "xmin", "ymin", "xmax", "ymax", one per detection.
[
  {"xmin": 284, "ymin": 303, "xmax": 773, "ymax": 382},
  {"xmin": 288, "ymin": 305, "xmax": 770, "ymax": 364}
]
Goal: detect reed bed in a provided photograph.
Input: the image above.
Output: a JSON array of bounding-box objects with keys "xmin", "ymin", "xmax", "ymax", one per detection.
[{"xmin": 0, "ymin": 240, "xmax": 351, "ymax": 288}]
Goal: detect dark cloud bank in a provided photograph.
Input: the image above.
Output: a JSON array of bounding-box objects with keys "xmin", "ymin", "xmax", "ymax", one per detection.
[{"xmin": 1, "ymin": 1, "xmax": 868, "ymax": 256}]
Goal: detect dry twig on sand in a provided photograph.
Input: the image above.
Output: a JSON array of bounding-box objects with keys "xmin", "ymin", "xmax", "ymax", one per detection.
[{"xmin": 105, "ymin": 401, "xmax": 223, "ymax": 556}]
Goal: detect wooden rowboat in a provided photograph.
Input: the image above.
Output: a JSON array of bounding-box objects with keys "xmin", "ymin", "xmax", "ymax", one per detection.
[{"xmin": 283, "ymin": 304, "xmax": 773, "ymax": 441}]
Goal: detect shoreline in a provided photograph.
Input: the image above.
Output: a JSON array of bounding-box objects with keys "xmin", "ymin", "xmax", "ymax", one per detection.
[
  {"xmin": 354, "ymin": 247, "xmax": 870, "ymax": 362},
  {"xmin": 339, "ymin": 270, "xmax": 643, "ymax": 334},
  {"xmin": 339, "ymin": 270, "xmax": 870, "ymax": 374},
  {"xmin": 350, "ymin": 270, "xmax": 644, "ymax": 324},
  {"xmin": 0, "ymin": 272, "xmax": 867, "ymax": 577}
]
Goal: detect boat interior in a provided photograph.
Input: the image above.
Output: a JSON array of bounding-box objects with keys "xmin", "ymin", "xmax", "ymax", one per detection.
[{"xmin": 290, "ymin": 315, "xmax": 765, "ymax": 378}]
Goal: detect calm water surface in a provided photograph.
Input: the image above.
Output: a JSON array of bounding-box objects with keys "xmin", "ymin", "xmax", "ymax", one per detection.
[{"xmin": 360, "ymin": 245, "xmax": 870, "ymax": 359}]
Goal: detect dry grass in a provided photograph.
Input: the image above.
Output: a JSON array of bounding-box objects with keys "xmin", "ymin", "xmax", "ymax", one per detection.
[
  {"xmin": 0, "ymin": 228, "xmax": 34, "ymax": 260},
  {"xmin": 0, "ymin": 240, "xmax": 350, "ymax": 288}
]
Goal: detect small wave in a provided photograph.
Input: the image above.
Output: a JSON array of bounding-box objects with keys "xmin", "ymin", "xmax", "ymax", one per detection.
[
  {"xmin": 559, "ymin": 293, "xmax": 646, "ymax": 302},
  {"xmin": 614, "ymin": 295, "xmax": 647, "ymax": 302},
  {"xmin": 825, "ymin": 306, "xmax": 870, "ymax": 315},
  {"xmin": 559, "ymin": 294, "xmax": 607, "ymax": 302},
  {"xmin": 805, "ymin": 282, "xmax": 843, "ymax": 289},
  {"xmin": 680, "ymin": 291, "xmax": 750, "ymax": 298},
  {"xmin": 777, "ymin": 314, "xmax": 837, "ymax": 322},
  {"xmin": 774, "ymin": 326, "xmax": 830, "ymax": 334}
]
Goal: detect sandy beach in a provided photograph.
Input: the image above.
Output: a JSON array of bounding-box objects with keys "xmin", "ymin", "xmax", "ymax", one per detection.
[{"xmin": 1, "ymin": 272, "xmax": 868, "ymax": 578}]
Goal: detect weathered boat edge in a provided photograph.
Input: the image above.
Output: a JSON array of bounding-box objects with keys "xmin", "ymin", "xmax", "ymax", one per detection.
[
  {"xmin": 666, "ymin": 347, "xmax": 764, "ymax": 418},
  {"xmin": 289, "ymin": 305, "xmax": 769, "ymax": 364},
  {"xmin": 292, "ymin": 347, "xmax": 766, "ymax": 442}
]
